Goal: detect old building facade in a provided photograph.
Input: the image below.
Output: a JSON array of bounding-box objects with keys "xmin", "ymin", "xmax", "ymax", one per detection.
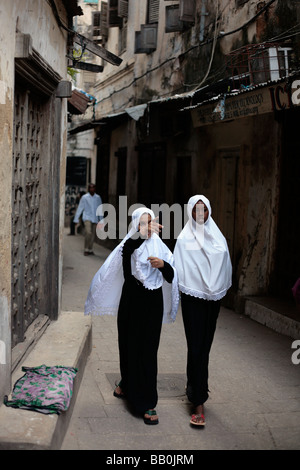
[
  {"xmin": 68, "ymin": 1, "xmax": 300, "ymax": 321},
  {"xmin": 0, "ymin": 0, "xmax": 83, "ymax": 402}
]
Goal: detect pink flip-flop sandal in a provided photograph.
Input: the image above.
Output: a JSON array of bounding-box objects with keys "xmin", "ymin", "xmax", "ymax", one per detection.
[{"xmin": 190, "ymin": 413, "xmax": 206, "ymax": 426}]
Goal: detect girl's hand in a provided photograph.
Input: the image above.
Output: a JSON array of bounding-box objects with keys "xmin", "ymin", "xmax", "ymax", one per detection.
[
  {"xmin": 149, "ymin": 217, "xmax": 163, "ymax": 236},
  {"xmin": 147, "ymin": 257, "xmax": 164, "ymax": 269},
  {"xmin": 139, "ymin": 216, "xmax": 163, "ymax": 238}
]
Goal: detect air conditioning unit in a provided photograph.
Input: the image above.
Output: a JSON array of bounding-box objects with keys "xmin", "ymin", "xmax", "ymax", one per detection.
[
  {"xmin": 268, "ymin": 47, "xmax": 291, "ymax": 81},
  {"xmin": 251, "ymin": 46, "xmax": 292, "ymax": 84},
  {"xmin": 93, "ymin": 35, "xmax": 103, "ymax": 44}
]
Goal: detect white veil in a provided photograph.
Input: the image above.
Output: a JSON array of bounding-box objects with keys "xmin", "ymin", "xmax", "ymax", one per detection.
[
  {"xmin": 174, "ymin": 195, "xmax": 232, "ymax": 301},
  {"xmin": 84, "ymin": 207, "xmax": 179, "ymax": 323}
]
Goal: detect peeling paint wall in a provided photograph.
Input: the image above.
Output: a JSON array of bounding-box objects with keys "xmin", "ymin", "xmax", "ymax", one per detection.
[
  {"xmin": 69, "ymin": 1, "xmax": 299, "ymax": 309},
  {"xmin": 89, "ymin": 0, "xmax": 300, "ymax": 119},
  {"xmin": 0, "ymin": 0, "xmax": 71, "ymax": 401},
  {"xmin": 175, "ymin": 111, "xmax": 282, "ymax": 309},
  {"xmin": 0, "ymin": 0, "xmax": 17, "ymax": 402}
]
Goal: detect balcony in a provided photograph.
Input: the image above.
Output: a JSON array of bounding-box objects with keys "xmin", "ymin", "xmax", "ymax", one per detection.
[{"xmin": 226, "ymin": 42, "xmax": 292, "ymax": 91}]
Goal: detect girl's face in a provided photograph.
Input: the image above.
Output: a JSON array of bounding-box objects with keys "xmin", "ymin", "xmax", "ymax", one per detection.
[
  {"xmin": 192, "ymin": 200, "xmax": 209, "ymax": 224},
  {"xmin": 138, "ymin": 213, "xmax": 152, "ymax": 238}
]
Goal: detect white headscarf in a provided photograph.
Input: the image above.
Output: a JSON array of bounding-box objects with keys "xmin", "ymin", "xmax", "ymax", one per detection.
[
  {"xmin": 174, "ymin": 195, "xmax": 232, "ymax": 301},
  {"xmin": 84, "ymin": 207, "xmax": 179, "ymax": 323}
]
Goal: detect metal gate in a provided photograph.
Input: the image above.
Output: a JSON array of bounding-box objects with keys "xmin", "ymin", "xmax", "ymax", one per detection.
[{"xmin": 11, "ymin": 89, "xmax": 45, "ymax": 348}]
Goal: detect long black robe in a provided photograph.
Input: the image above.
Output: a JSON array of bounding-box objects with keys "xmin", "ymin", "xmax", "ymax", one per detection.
[{"xmin": 117, "ymin": 237, "xmax": 174, "ymax": 414}]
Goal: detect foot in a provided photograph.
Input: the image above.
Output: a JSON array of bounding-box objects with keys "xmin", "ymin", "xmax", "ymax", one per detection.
[
  {"xmin": 144, "ymin": 409, "xmax": 159, "ymax": 425},
  {"xmin": 113, "ymin": 385, "xmax": 125, "ymax": 399},
  {"xmin": 190, "ymin": 405, "xmax": 205, "ymax": 426}
]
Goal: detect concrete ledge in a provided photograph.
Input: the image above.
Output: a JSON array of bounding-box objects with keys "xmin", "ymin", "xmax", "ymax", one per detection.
[
  {"xmin": 245, "ymin": 298, "xmax": 300, "ymax": 339},
  {"xmin": 0, "ymin": 311, "xmax": 92, "ymax": 450}
]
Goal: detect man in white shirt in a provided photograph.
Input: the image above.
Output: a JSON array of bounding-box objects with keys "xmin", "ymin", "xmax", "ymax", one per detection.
[{"xmin": 74, "ymin": 183, "xmax": 103, "ymax": 255}]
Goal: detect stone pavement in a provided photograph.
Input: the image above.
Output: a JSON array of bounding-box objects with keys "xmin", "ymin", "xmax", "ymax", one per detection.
[{"xmin": 61, "ymin": 231, "xmax": 300, "ymax": 451}]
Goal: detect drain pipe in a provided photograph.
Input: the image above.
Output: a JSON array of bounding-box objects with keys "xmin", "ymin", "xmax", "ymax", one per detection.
[{"xmin": 200, "ymin": 0, "xmax": 208, "ymax": 42}]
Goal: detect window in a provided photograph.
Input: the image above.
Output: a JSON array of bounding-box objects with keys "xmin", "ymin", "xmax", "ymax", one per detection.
[
  {"xmin": 179, "ymin": 0, "xmax": 195, "ymax": 23},
  {"xmin": 119, "ymin": 18, "xmax": 127, "ymax": 55},
  {"xmin": 118, "ymin": 0, "xmax": 128, "ymax": 18},
  {"xmin": 92, "ymin": 11, "xmax": 102, "ymax": 43},
  {"xmin": 165, "ymin": 0, "xmax": 195, "ymax": 33},
  {"xmin": 165, "ymin": 5, "xmax": 183, "ymax": 33},
  {"xmin": 148, "ymin": 0, "xmax": 160, "ymax": 23},
  {"xmin": 100, "ymin": 2, "xmax": 108, "ymax": 39},
  {"xmin": 108, "ymin": 0, "xmax": 122, "ymax": 27},
  {"xmin": 135, "ymin": 0, "xmax": 159, "ymax": 53},
  {"xmin": 135, "ymin": 24, "xmax": 158, "ymax": 54}
]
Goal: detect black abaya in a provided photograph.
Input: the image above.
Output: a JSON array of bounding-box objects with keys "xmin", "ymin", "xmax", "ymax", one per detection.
[{"xmin": 117, "ymin": 237, "xmax": 174, "ymax": 414}]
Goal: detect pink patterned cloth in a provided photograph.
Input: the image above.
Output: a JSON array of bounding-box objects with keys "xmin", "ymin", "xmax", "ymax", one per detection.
[{"xmin": 4, "ymin": 365, "xmax": 77, "ymax": 414}]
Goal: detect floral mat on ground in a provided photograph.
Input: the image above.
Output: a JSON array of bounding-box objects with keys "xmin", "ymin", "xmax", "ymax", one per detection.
[{"xmin": 4, "ymin": 365, "xmax": 78, "ymax": 414}]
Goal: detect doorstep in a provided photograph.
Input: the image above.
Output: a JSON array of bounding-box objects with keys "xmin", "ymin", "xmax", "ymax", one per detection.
[
  {"xmin": 244, "ymin": 296, "xmax": 300, "ymax": 339},
  {"xmin": 0, "ymin": 311, "xmax": 92, "ymax": 450}
]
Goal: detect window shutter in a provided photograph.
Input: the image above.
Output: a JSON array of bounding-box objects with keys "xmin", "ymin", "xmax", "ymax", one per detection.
[
  {"xmin": 135, "ymin": 31, "xmax": 146, "ymax": 54},
  {"xmin": 92, "ymin": 11, "xmax": 101, "ymax": 37},
  {"xmin": 179, "ymin": 0, "xmax": 195, "ymax": 23},
  {"xmin": 118, "ymin": 0, "xmax": 128, "ymax": 18},
  {"xmin": 165, "ymin": 5, "xmax": 184, "ymax": 33},
  {"xmin": 101, "ymin": 2, "xmax": 108, "ymax": 38},
  {"xmin": 135, "ymin": 24, "xmax": 157, "ymax": 54},
  {"xmin": 119, "ymin": 19, "xmax": 127, "ymax": 54},
  {"xmin": 148, "ymin": 0, "xmax": 160, "ymax": 24},
  {"xmin": 108, "ymin": 0, "xmax": 122, "ymax": 27},
  {"xmin": 141, "ymin": 24, "xmax": 157, "ymax": 50}
]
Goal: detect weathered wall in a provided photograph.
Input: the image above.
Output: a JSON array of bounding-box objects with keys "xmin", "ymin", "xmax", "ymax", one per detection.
[
  {"xmin": 0, "ymin": 0, "xmax": 20, "ymax": 403},
  {"xmin": 0, "ymin": 0, "xmax": 70, "ymax": 400},
  {"xmin": 189, "ymin": 112, "xmax": 281, "ymax": 307}
]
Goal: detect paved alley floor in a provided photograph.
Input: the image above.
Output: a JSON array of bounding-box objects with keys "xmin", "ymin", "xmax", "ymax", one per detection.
[{"xmin": 60, "ymin": 230, "xmax": 300, "ymax": 451}]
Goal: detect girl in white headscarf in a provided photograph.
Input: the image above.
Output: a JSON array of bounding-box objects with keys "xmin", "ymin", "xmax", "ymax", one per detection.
[
  {"xmin": 174, "ymin": 195, "xmax": 232, "ymax": 426},
  {"xmin": 85, "ymin": 207, "xmax": 179, "ymax": 425}
]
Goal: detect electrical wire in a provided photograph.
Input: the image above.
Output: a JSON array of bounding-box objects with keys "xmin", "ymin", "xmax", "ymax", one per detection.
[
  {"xmin": 95, "ymin": 0, "xmax": 279, "ymax": 107},
  {"xmin": 188, "ymin": 1, "xmax": 220, "ymax": 93}
]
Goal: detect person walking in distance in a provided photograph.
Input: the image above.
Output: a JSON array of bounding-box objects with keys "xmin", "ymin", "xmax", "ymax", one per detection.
[
  {"xmin": 73, "ymin": 183, "xmax": 103, "ymax": 256},
  {"xmin": 174, "ymin": 195, "xmax": 232, "ymax": 426}
]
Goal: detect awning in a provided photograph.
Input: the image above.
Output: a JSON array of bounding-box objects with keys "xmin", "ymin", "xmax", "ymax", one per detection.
[
  {"xmin": 68, "ymin": 89, "xmax": 92, "ymax": 115},
  {"xmin": 125, "ymin": 104, "xmax": 147, "ymax": 120},
  {"xmin": 68, "ymin": 103, "xmax": 149, "ymax": 134},
  {"xmin": 180, "ymin": 72, "xmax": 300, "ymax": 127}
]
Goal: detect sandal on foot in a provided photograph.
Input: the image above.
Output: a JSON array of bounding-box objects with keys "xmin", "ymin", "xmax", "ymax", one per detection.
[
  {"xmin": 113, "ymin": 381, "xmax": 125, "ymax": 399},
  {"xmin": 190, "ymin": 413, "xmax": 206, "ymax": 426},
  {"xmin": 144, "ymin": 409, "xmax": 159, "ymax": 425}
]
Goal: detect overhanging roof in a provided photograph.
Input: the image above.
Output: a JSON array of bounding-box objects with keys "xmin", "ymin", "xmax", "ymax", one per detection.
[
  {"xmin": 68, "ymin": 89, "xmax": 92, "ymax": 115},
  {"xmin": 68, "ymin": 104, "xmax": 147, "ymax": 135}
]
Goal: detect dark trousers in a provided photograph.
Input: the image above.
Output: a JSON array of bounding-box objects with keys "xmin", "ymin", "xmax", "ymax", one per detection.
[{"xmin": 181, "ymin": 293, "xmax": 220, "ymax": 407}]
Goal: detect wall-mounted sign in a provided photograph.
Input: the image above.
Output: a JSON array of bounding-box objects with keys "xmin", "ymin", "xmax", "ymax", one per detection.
[{"xmin": 191, "ymin": 78, "xmax": 300, "ymax": 127}]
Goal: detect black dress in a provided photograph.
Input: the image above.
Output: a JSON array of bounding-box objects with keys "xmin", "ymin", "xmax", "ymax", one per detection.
[{"xmin": 117, "ymin": 237, "xmax": 174, "ymax": 414}]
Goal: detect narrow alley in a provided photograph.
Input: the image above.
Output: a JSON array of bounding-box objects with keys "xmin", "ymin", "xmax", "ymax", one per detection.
[{"xmin": 61, "ymin": 230, "xmax": 300, "ymax": 451}]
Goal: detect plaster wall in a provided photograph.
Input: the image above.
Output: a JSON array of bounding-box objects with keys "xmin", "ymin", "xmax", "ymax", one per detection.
[
  {"xmin": 192, "ymin": 113, "xmax": 280, "ymax": 300},
  {"xmin": 92, "ymin": 0, "xmax": 281, "ymax": 118},
  {"xmin": 0, "ymin": 0, "xmax": 71, "ymax": 400}
]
